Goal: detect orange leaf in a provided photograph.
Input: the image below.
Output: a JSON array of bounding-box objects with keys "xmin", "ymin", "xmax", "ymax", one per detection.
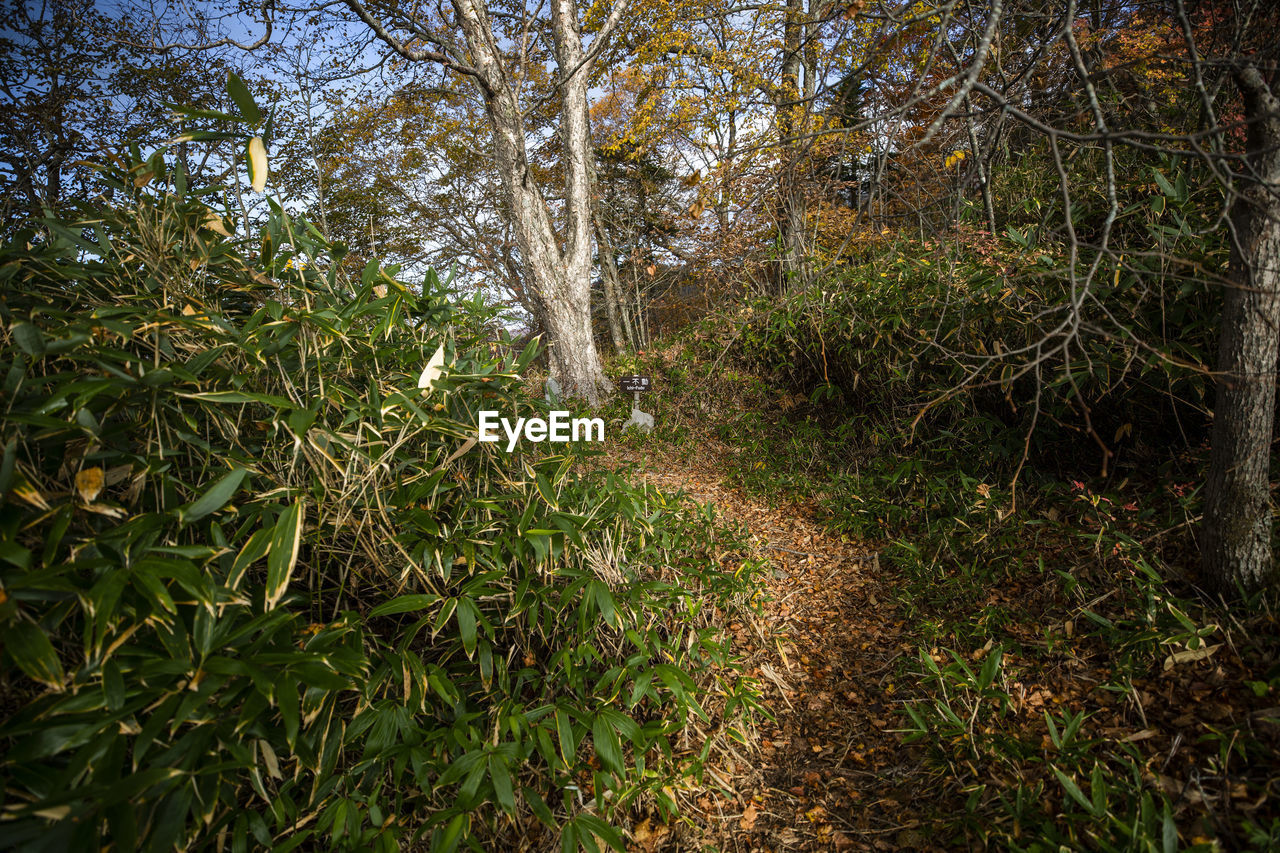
[{"xmin": 76, "ymin": 467, "xmax": 105, "ymax": 503}]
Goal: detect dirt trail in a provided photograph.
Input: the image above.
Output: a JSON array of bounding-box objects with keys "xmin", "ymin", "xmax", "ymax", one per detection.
[{"xmin": 608, "ymin": 438, "xmax": 934, "ymax": 852}]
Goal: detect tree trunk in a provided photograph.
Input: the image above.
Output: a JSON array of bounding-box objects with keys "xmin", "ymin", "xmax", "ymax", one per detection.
[
  {"xmin": 347, "ymin": 0, "xmax": 622, "ymax": 404},
  {"xmin": 775, "ymin": 0, "xmax": 809, "ymax": 293},
  {"xmin": 1202, "ymin": 65, "xmax": 1280, "ymax": 595},
  {"xmin": 448, "ymin": 0, "xmax": 613, "ymax": 404},
  {"xmin": 548, "ymin": 0, "xmax": 613, "ymax": 401},
  {"xmin": 962, "ymin": 93, "xmax": 998, "ymax": 234},
  {"xmin": 595, "ymin": 212, "xmax": 628, "ymax": 354},
  {"xmin": 589, "ymin": 146, "xmax": 627, "ymax": 354}
]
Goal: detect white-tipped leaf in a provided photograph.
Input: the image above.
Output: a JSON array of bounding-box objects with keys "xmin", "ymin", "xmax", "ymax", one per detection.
[
  {"xmin": 247, "ymin": 136, "xmax": 268, "ymax": 193},
  {"xmin": 264, "ymin": 500, "xmax": 304, "ymax": 610},
  {"xmin": 417, "ymin": 343, "xmax": 447, "ymax": 394}
]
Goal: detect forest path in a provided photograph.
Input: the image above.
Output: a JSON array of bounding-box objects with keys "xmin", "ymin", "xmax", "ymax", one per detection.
[{"xmin": 605, "ymin": 436, "xmax": 931, "ymax": 853}]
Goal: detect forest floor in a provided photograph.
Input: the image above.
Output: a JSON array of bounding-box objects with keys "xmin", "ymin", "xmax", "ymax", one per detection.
[
  {"xmin": 592, "ymin": 343, "xmax": 1280, "ymax": 852},
  {"xmin": 605, "ymin": 434, "xmax": 936, "ymax": 853}
]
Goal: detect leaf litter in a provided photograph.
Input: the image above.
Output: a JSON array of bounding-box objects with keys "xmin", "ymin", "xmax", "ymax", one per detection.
[
  {"xmin": 599, "ymin": 354, "xmax": 1280, "ymax": 851},
  {"xmin": 605, "ymin": 434, "xmax": 937, "ymax": 852}
]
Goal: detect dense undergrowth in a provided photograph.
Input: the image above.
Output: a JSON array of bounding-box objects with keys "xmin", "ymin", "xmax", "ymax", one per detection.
[
  {"xmin": 0, "ymin": 134, "xmax": 762, "ymax": 848},
  {"xmin": 614, "ymin": 228, "xmax": 1280, "ymax": 850}
]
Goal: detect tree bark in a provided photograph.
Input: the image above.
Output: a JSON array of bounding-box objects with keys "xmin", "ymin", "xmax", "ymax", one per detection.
[
  {"xmin": 588, "ymin": 141, "xmax": 627, "ymax": 354},
  {"xmin": 594, "ymin": 211, "xmax": 628, "ymax": 354},
  {"xmin": 345, "ymin": 0, "xmax": 619, "ymax": 404},
  {"xmin": 1202, "ymin": 64, "xmax": 1280, "ymax": 595},
  {"xmin": 775, "ymin": 0, "xmax": 810, "ymax": 293}
]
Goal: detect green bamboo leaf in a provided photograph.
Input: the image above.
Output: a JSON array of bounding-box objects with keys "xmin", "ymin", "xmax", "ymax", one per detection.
[
  {"xmin": 0, "ymin": 436, "xmax": 16, "ymax": 497},
  {"xmin": 560, "ymin": 823, "xmax": 578, "ymax": 853},
  {"xmin": 556, "ymin": 708, "xmax": 576, "ymax": 765},
  {"xmin": 183, "ymin": 390, "xmax": 295, "ymax": 407},
  {"xmin": 11, "ymin": 322, "xmax": 45, "ymax": 357},
  {"xmin": 1045, "ymin": 711, "xmax": 1061, "ymax": 749},
  {"xmin": 279, "ymin": 675, "xmax": 299, "ymax": 749},
  {"xmin": 597, "ymin": 708, "xmax": 639, "ymax": 742},
  {"xmin": 165, "ymin": 104, "xmax": 244, "ymax": 123},
  {"xmin": 592, "ymin": 713, "xmax": 624, "ymax": 775},
  {"xmin": 456, "ymin": 597, "xmax": 477, "ymax": 656},
  {"xmin": 579, "ymin": 826, "xmax": 602, "ymax": 853},
  {"xmin": 106, "ymin": 803, "xmax": 137, "ymax": 851},
  {"xmin": 1051, "ymin": 765, "xmax": 1099, "ymax": 816},
  {"xmin": 2, "ymin": 618, "xmax": 63, "ymax": 688},
  {"xmin": 180, "ymin": 467, "xmax": 248, "ymax": 524},
  {"xmin": 978, "ymin": 645, "xmax": 1002, "ymax": 690},
  {"xmin": 229, "ymin": 527, "xmax": 273, "ymax": 589},
  {"xmin": 103, "ymin": 658, "xmax": 125, "ymax": 710},
  {"xmin": 435, "ymin": 813, "xmax": 468, "ymax": 853},
  {"xmin": 536, "ymin": 472, "xmax": 557, "ymax": 509},
  {"xmin": 369, "ymin": 594, "xmax": 441, "ymax": 617},
  {"xmin": 1161, "ymin": 803, "xmax": 1177, "ymax": 853},
  {"xmin": 226, "ymin": 71, "xmax": 262, "ymax": 123},
  {"xmin": 431, "ymin": 598, "xmax": 457, "ymax": 638},
  {"xmin": 523, "ymin": 787, "xmax": 555, "ymax": 829},
  {"xmin": 1090, "ymin": 761, "xmax": 1107, "ymax": 816},
  {"xmin": 575, "ymin": 813, "xmax": 624, "ymax": 851},
  {"xmin": 514, "ymin": 336, "xmax": 541, "ymax": 371},
  {"xmin": 0, "ymin": 539, "xmax": 31, "ymax": 570},
  {"xmin": 478, "ymin": 641, "xmax": 493, "ymax": 688},
  {"xmin": 627, "ymin": 670, "xmax": 653, "ymax": 708},
  {"xmin": 265, "ymin": 500, "xmax": 305, "ymax": 610},
  {"xmin": 135, "ymin": 556, "xmax": 212, "ymax": 609},
  {"xmin": 488, "ymin": 755, "xmax": 515, "ymax": 814},
  {"xmin": 591, "ymin": 581, "xmax": 618, "ymax": 629}
]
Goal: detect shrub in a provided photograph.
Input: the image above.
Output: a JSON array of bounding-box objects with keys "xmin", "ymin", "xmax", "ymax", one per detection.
[
  {"xmin": 0, "ymin": 133, "xmax": 758, "ymax": 849},
  {"xmin": 722, "ymin": 213, "xmax": 1222, "ymax": 478}
]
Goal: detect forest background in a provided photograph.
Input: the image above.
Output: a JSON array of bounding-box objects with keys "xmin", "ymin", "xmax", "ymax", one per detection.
[{"xmin": 2, "ymin": 0, "xmax": 1280, "ymax": 849}]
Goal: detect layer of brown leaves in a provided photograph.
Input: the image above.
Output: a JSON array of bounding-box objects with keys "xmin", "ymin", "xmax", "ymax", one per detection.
[{"xmin": 605, "ymin": 427, "xmax": 940, "ymax": 852}]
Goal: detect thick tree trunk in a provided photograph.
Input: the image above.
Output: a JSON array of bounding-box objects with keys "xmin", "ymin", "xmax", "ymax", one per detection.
[
  {"xmin": 1202, "ymin": 65, "xmax": 1280, "ymax": 595},
  {"xmin": 447, "ymin": 0, "xmax": 614, "ymax": 404},
  {"xmin": 342, "ymin": 0, "xmax": 624, "ymax": 403},
  {"xmin": 547, "ymin": 0, "xmax": 613, "ymax": 402}
]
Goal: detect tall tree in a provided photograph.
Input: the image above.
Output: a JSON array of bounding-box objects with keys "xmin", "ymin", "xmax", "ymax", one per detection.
[
  {"xmin": 1201, "ymin": 62, "xmax": 1280, "ymax": 594},
  {"xmin": 340, "ymin": 0, "xmax": 633, "ymax": 404},
  {"xmin": 0, "ymin": 0, "xmax": 226, "ymax": 234}
]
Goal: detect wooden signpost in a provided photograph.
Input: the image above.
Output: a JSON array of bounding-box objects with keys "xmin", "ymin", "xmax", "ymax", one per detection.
[{"xmin": 619, "ymin": 375, "xmax": 654, "ymax": 434}]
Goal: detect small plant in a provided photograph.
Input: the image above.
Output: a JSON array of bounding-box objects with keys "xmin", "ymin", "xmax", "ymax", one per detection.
[{"xmin": 902, "ymin": 645, "xmax": 1010, "ymax": 760}]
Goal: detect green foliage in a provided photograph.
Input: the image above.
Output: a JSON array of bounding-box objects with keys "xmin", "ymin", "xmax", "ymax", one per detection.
[
  {"xmin": 725, "ymin": 224, "xmax": 1220, "ymax": 472},
  {"xmin": 0, "ymin": 140, "xmax": 758, "ymax": 848},
  {"xmin": 661, "ymin": 206, "xmax": 1277, "ymax": 848}
]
